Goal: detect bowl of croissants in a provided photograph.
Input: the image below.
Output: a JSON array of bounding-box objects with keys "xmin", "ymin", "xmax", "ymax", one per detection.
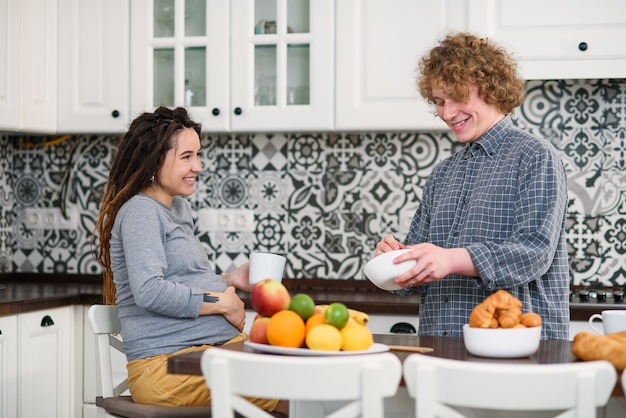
[{"xmin": 463, "ymin": 290, "xmax": 542, "ymax": 358}]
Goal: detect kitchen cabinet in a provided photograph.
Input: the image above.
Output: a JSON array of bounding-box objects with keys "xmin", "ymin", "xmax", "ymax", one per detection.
[
  {"xmin": 0, "ymin": 0, "xmax": 21, "ymax": 130},
  {"xmin": 17, "ymin": 306, "xmax": 79, "ymax": 418},
  {"xmin": 0, "ymin": 0, "xmax": 128, "ymax": 134},
  {"xmin": 20, "ymin": 0, "xmax": 58, "ymax": 133},
  {"xmin": 0, "ymin": 0, "xmax": 58, "ymax": 133},
  {"xmin": 335, "ymin": 0, "xmax": 461, "ymax": 131},
  {"xmin": 467, "ymin": 0, "xmax": 626, "ymax": 80},
  {"xmin": 130, "ymin": 0, "xmax": 333, "ymax": 132},
  {"xmin": 0, "ymin": 315, "xmax": 17, "ymax": 418},
  {"xmin": 57, "ymin": 0, "xmax": 130, "ymax": 133}
]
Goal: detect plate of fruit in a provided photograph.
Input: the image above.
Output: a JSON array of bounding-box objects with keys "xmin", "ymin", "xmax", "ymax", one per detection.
[
  {"xmin": 244, "ymin": 341, "xmax": 389, "ymax": 356},
  {"xmin": 247, "ymin": 279, "xmax": 386, "ymax": 356}
]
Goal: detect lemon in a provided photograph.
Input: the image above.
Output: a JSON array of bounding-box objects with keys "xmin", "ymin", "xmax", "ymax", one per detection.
[
  {"xmin": 289, "ymin": 293, "xmax": 316, "ymax": 321},
  {"xmin": 340, "ymin": 322, "xmax": 374, "ymax": 351},
  {"xmin": 305, "ymin": 324, "xmax": 343, "ymax": 351},
  {"xmin": 324, "ymin": 302, "xmax": 350, "ymax": 329}
]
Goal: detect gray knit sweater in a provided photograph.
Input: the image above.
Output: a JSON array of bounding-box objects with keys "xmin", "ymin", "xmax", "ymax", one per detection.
[{"xmin": 110, "ymin": 193, "xmax": 238, "ymax": 361}]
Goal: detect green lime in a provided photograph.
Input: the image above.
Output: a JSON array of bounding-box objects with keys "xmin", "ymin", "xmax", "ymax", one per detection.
[
  {"xmin": 289, "ymin": 293, "xmax": 316, "ymax": 321},
  {"xmin": 324, "ymin": 302, "xmax": 350, "ymax": 329}
]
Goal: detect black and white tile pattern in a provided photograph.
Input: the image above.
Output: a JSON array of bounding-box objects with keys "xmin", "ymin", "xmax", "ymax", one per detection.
[{"xmin": 1, "ymin": 79, "xmax": 625, "ymax": 288}]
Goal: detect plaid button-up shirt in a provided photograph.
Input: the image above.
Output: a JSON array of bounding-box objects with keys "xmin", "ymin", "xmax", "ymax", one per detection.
[{"xmin": 397, "ymin": 116, "xmax": 570, "ymax": 340}]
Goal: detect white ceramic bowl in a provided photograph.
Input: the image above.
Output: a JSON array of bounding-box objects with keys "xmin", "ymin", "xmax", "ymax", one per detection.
[
  {"xmin": 462, "ymin": 324, "xmax": 541, "ymax": 358},
  {"xmin": 363, "ymin": 249, "xmax": 416, "ymax": 291}
]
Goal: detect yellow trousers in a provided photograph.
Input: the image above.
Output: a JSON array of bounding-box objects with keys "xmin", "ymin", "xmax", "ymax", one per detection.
[{"xmin": 126, "ymin": 332, "xmax": 279, "ymax": 411}]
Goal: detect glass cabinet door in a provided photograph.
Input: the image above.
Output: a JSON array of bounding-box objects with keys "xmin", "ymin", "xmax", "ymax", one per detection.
[
  {"xmin": 131, "ymin": 0, "xmax": 229, "ymax": 131},
  {"xmin": 132, "ymin": 0, "xmax": 332, "ymax": 132},
  {"xmin": 231, "ymin": 0, "xmax": 333, "ymax": 131},
  {"xmin": 253, "ymin": 0, "xmax": 310, "ymax": 107}
]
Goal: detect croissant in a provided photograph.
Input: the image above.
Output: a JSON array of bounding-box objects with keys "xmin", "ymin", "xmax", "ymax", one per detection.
[
  {"xmin": 469, "ymin": 302, "xmax": 497, "ymax": 328},
  {"xmin": 572, "ymin": 331, "xmax": 626, "ymax": 371},
  {"xmin": 520, "ymin": 312, "xmax": 542, "ymax": 327},
  {"xmin": 468, "ymin": 290, "xmax": 542, "ymax": 329},
  {"xmin": 495, "ymin": 307, "xmax": 522, "ymax": 328},
  {"xmin": 484, "ymin": 289, "xmax": 523, "ymax": 310},
  {"xmin": 607, "ymin": 331, "xmax": 626, "ymax": 344}
]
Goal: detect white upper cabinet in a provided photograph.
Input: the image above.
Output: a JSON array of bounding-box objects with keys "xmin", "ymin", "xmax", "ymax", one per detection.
[
  {"xmin": 467, "ymin": 0, "xmax": 626, "ymax": 80},
  {"xmin": 230, "ymin": 0, "xmax": 334, "ymax": 132},
  {"xmin": 131, "ymin": 0, "xmax": 230, "ymax": 131},
  {"xmin": 335, "ymin": 0, "xmax": 460, "ymax": 131},
  {"xmin": 19, "ymin": 0, "xmax": 58, "ymax": 133},
  {"xmin": 58, "ymin": 0, "xmax": 130, "ymax": 133},
  {"xmin": 131, "ymin": 0, "xmax": 333, "ymax": 133},
  {"xmin": 0, "ymin": 0, "xmax": 129, "ymax": 134},
  {"xmin": 0, "ymin": 0, "xmax": 21, "ymax": 130}
]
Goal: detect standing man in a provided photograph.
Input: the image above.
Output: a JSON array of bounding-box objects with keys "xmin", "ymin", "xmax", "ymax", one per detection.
[{"xmin": 375, "ymin": 32, "xmax": 569, "ymax": 340}]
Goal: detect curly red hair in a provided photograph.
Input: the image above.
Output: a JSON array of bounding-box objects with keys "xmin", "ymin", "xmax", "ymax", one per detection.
[{"xmin": 418, "ymin": 32, "xmax": 525, "ymax": 115}]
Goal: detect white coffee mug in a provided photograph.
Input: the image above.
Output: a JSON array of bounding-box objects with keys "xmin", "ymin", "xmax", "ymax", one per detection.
[
  {"xmin": 588, "ymin": 310, "xmax": 626, "ymax": 335},
  {"xmin": 249, "ymin": 252, "xmax": 286, "ymax": 286}
]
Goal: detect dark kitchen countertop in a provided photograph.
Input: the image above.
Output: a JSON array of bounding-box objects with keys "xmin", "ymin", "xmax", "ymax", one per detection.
[
  {"xmin": 0, "ymin": 273, "xmax": 620, "ymax": 320},
  {"xmin": 0, "ymin": 273, "xmax": 103, "ymax": 315},
  {"xmin": 0, "ymin": 274, "xmax": 420, "ymax": 316}
]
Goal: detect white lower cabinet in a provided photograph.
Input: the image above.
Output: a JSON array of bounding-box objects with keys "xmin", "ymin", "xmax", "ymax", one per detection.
[
  {"xmin": 0, "ymin": 306, "xmax": 81, "ymax": 418},
  {"xmin": 0, "ymin": 315, "xmax": 18, "ymax": 418},
  {"xmin": 18, "ymin": 306, "xmax": 81, "ymax": 418}
]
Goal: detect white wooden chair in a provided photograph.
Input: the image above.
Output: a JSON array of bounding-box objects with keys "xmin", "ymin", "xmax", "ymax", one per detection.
[
  {"xmin": 403, "ymin": 353, "xmax": 616, "ymax": 418},
  {"xmin": 201, "ymin": 346, "xmax": 402, "ymax": 418},
  {"xmin": 87, "ymin": 305, "xmax": 211, "ymax": 418}
]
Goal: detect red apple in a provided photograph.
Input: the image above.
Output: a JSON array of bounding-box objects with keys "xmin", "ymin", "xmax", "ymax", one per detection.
[
  {"xmin": 249, "ymin": 316, "xmax": 271, "ymax": 344},
  {"xmin": 250, "ymin": 278, "xmax": 291, "ymax": 317}
]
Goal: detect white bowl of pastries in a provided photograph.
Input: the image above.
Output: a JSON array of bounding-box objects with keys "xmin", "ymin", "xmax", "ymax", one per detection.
[
  {"xmin": 363, "ymin": 249, "xmax": 416, "ymax": 291},
  {"xmin": 463, "ymin": 324, "xmax": 541, "ymax": 358},
  {"xmin": 463, "ymin": 290, "xmax": 542, "ymax": 358}
]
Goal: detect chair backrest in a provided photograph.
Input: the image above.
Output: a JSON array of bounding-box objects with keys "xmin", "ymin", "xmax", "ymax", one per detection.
[
  {"xmin": 88, "ymin": 304, "xmax": 127, "ymax": 398},
  {"xmin": 403, "ymin": 354, "xmax": 617, "ymax": 418},
  {"xmin": 87, "ymin": 305, "xmax": 213, "ymax": 418},
  {"xmin": 201, "ymin": 347, "xmax": 402, "ymax": 418}
]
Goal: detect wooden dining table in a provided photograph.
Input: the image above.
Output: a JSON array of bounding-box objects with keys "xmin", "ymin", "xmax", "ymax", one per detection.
[{"xmin": 167, "ymin": 333, "xmax": 624, "ymax": 400}]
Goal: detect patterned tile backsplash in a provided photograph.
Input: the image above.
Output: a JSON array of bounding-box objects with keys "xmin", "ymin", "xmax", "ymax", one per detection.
[{"xmin": 1, "ymin": 79, "xmax": 625, "ymax": 288}]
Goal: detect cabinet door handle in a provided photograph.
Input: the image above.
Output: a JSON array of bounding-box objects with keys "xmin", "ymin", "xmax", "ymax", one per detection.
[
  {"xmin": 578, "ymin": 42, "xmax": 588, "ymax": 51},
  {"xmin": 212, "ymin": 108, "xmax": 220, "ymax": 116},
  {"xmin": 233, "ymin": 107, "xmax": 242, "ymax": 115},
  {"xmin": 40, "ymin": 315, "xmax": 55, "ymax": 327}
]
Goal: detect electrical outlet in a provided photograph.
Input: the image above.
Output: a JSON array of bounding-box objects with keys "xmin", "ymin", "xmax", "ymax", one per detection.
[
  {"xmin": 196, "ymin": 208, "xmax": 254, "ymax": 232},
  {"xmin": 24, "ymin": 207, "xmax": 78, "ymax": 230}
]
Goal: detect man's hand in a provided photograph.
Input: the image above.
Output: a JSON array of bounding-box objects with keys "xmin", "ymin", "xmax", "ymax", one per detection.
[
  {"xmin": 375, "ymin": 234, "xmax": 404, "ymax": 256},
  {"xmin": 392, "ymin": 244, "xmax": 478, "ymax": 287}
]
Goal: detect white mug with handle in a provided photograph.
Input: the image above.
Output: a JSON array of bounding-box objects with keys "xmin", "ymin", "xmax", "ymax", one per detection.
[{"xmin": 588, "ymin": 310, "xmax": 626, "ymax": 335}]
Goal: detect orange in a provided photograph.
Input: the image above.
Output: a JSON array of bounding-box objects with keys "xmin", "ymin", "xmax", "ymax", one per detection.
[
  {"xmin": 266, "ymin": 310, "xmax": 306, "ymax": 348},
  {"xmin": 305, "ymin": 312, "xmax": 326, "ymax": 334}
]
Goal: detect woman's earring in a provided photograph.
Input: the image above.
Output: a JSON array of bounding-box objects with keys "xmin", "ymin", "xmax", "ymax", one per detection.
[{"xmin": 149, "ymin": 175, "xmax": 155, "ymax": 183}]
